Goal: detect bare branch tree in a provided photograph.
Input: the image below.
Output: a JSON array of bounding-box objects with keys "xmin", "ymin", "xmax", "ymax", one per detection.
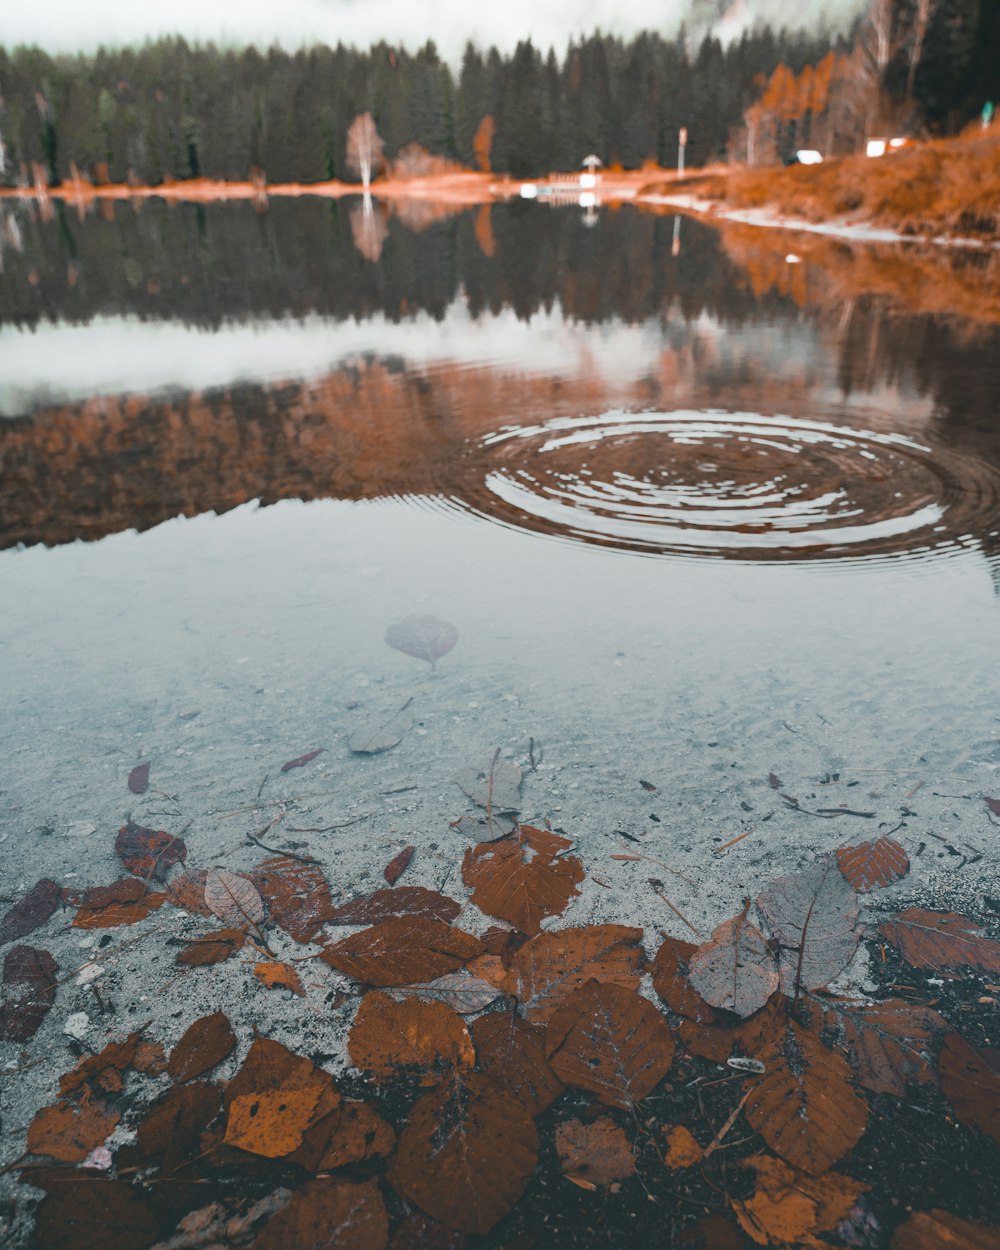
[{"xmin": 346, "ymin": 112, "xmax": 385, "ymax": 192}]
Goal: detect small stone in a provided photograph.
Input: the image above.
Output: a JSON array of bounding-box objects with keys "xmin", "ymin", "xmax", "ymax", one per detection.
[
  {"xmin": 64, "ymin": 1012, "xmax": 90, "ymax": 1040},
  {"xmin": 75, "ymin": 963, "xmax": 105, "ymax": 986}
]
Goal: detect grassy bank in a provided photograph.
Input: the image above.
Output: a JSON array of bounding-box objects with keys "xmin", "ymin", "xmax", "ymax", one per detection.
[{"xmin": 652, "ymin": 128, "xmax": 1000, "ymax": 242}]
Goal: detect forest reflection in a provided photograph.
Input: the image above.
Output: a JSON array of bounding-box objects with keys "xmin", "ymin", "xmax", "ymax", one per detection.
[{"xmin": 1, "ymin": 201, "xmax": 998, "ymax": 573}]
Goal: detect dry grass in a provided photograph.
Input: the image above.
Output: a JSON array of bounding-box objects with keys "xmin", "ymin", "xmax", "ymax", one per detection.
[{"xmin": 651, "ymin": 128, "xmax": 1000, "ymax": 241}]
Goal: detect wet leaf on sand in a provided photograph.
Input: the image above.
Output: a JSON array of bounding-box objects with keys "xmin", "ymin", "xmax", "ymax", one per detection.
[
  {"xmin": 0, "ymin": 945, "xmax": 58, "ymax": 1042},
  {"xmin": 59, "ymin": 1032, "xmax": 145, "ymax": 1098},
  {"xmin": 167, "ymin": 1011, "xmax": 237, "ymax": 1083},
  {"xmin": 176, "ymin": 927, "xmax": 247, "ymax": 966},
  {"xmin": 449, "ymin": 811, "xmax": 517, "ymax": 841},
  {"xmin": 326, "ymin": 886, "xmax": 461, "ymax": 927},
  {"xmin": 892, "ymin": 1209, "xmax": 1000, "ymax": 1249},
  {"xmin": 349, "ymin": 702, "xmax": 414, "ymax": 754},
  {"xmin": 651, "ymin": 934, "xmax": 725, "ymax": 1026},
  {"xmin": 388, "ymin": 1070, "xmax": 538, "ymax": 1235},
  {"xmin": 939, "ymin": 1032, "xmax": 1000, "ymax": 1144},
  {"xmin": 743, "ymin": 1021, "xmax": 868, "ymax": 1174},
  {"xmin": 31, "ymin": 1176, "xmax": 159, "ymax": 1250},
  {"xmin": 224, "ymin": 1038, "xmax": 338, "ymax": 1159},
  {"xmin": 27, "ymin": 1090, "xmax": 119, "ymax": 1163},
  {"xmin": 127, "ymin": 762, "xmax": 150, "ymax": 794},
  {"xmin": 248, "ymin": 856, "xmax": 334, "ymax": 944},
  {"xmin": 504, "ymin": 924, "xmax": 645, "ymax": 1023},
  {"xmin": 134, "ymin": 1081, "xmax": 223, "ymax": 1174},
  {"xmin": 687, "ymin": 912, "xmax": 780, "ymax": 1019},
  {"xmin": 281, "ymin": 747, "xmax": 325, "ymax": 772},
  {"xmin": 663, "ymin": 1124, "xmax": 704, "ymax": 1169},
  {"xmin": 385, "ymin": 613, "xmax": 458, "ymax": 670},
  {"xmin": 0, "ymin": 878, "xmax": 61, "ymax": 946},
  {"xmin": 115, "ymin": 821, "xmax": 187, "ymax": 882},
  {"xmin": 253, "ymin": 1177, "xmax": 389, "ymax": 1250},
  {"xmin": 462, "ymin": 825, "xmax": 583, "ymax": 936},
  {"xmin": 879, "ymin": 909, "xmax": 1000, "ymax": 973},
  {"xmin": 255, "ymin": 960, "xmax": 306, "ymax": 995},
  {"xmin": 678, "ymin": 1214, "xmax": 751, "ymax": 1249},
  {"xmin": 322, "ymin": 917, "xmax": 484, "ymax": 986},
  {"xmin": 757, "ymin": 856, "xmax": 861, "ymax": 993},
  {"xmin": 818, "ymin": 997, "xmax": 946, "ymax": 1095},
  {"xmin": 72, "ymin": 878, "xmax": 167, "ymax": 928},
  {"xmin": 388, "ymin": 1212, "xmax": 467, "ymax": 1250},
  {"xmin": 165, "ymin": 869, "xmax": 214, "ymax": 918},
  {"xmin": 295, "ymin": 1099, "xmax": 396, "ymax": 1172},
  {"xmin": 545, "ymin": 980, "xmax": 674, "ymax": 1108},
  {"xmin": 470, "ymin": 1012, "xmax": 563, "ymax": 1115},
  {"xmin": 555, "ymin": 1116, "xmax": 636, "ymax": 1188},
  {"xmin": 455, "ymin": 755, "xmax": 522, "ymax": 813},
  {"xmin": 677, "ymin": 992, "xmax": 785, "ymax": 1064},
  {"xmin": 383, "ymin": 845, "xmax": 415, "ymax": 885},
  {"xmin": 389, "ymin": 970, "xmax": 502, "ymax": 1015},
  {"xmin": 348, "ymin": 989, "xmax": 475, "ymax": 1078},
  {"xmin": 836, "ymin": 836, "xmax": 909, "ymax": 892},
  {"xmin": 732, "ymin": 1154, "xmax": 868, "ymax": 1248},
  {"xmin": 204, "ymin": 868, "xmax": 265, "ymax": 931}
]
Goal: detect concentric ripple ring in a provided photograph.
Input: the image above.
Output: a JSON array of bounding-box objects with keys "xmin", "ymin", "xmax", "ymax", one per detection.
[{"xmin": 458, "ymin": 409, "xmax": 1000, "ymax": 564}]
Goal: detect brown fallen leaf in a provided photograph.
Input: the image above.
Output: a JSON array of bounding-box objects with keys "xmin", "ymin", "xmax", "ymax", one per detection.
[
  {"xmin": 128, "ymin": 761, "xmax": 150, "ymax": 794},
  {"xmin": 385, "ymin": 613, "xmax": 458, "ymax": 670},
  {"xmin": 72, "ymin": 878, "xmax": 167, "ymax": 928},
  {"xmin": 115, "ymin": 821, "xmax": 187, "ymax": 882},
  {"xmin": 504, "ymin": 923, "xmax": 646, "ymax": 1023},
  {"xmin": 819, "ymin": 997, "xmax": 946, "ymax": 1095},
  {"xmin": 389, "ymin": 970, "xmax": 502, "ymax": 1015},
  {"xmin": 939, "ymin": 1032, "xmax": 1000, "ymax": 1144},
  {"xmin": 545, "ymin": 980, "xmax": 675, "ymax": 1109},
  {"xmin": 165, "ymin": 869, "xmax": 214, "ymax": 918},
  {"xmin": 0, "ymin": 878, "xmax": 61, "ymax": 946},
  {"xmin": 677, "ymin": 992, "xmax": 785, "ymax": 1064},
  {"xmin": 470, "ymin": 1011, "xmax": 563, "ymax": 1116},
  {"xmin": 255, "ymin": 960, "xmax": 306, "ymax": 995},
  {"xmin": 892, "ymin": 1208, "xmax": 1000, "ymax": 1249},
  {"xmin": 555, "ymin": 1116, "xmax": 637, "ymax": 1188},
  {"xmin": 389, "ymin": 1211, "xmax": 467, "ymax": 1250},
  {"xmin": 388, "ymin": 1070, "xmax": 538, "ymax": 1235},
  {"xmin": 462, "ymin": 825, "xmax": 584, "ymax": 936},
  {"xmin": 768, "ymin": 773, "xmax": 781, "ymax": 789},
  {"xmin": 0, "ymin": 945, "xmax": 58, "ymax": 1042},
  {"xmin": 985, "ymin": 796, "xmax": 1000, "ymax": 817},
  {"xmin": 757, "ymin": 856, "xmax": 861, "ymax": 993},
  {"xmin": 31, "ymin": 1175, "xmax": 159, "ymax": 1250},
  {"xmin": 687, "ymin": 912, "xmax": 780, "ymax": 1019},
  {"xmin": 326, "ymin": 886, "xmax": 461, "ymax": 927},
  {"xmin": 663, "ymin": 1124, "xmax": 704, "ymax": 1169},
  {"xmin": 348, "ymin": 989, "xmax": 475, "ymax": 1078},
  {"xmin": 132, "ymin": 1039, "xmax": 167, "ymax": 1076},
  {"xmin": 59, "ymin": 1031, "xmax": 146, "ymax": 1098},
  {"xmin": 301, "ymin": 1099, "xmax": 397, "ymax": 1172},
  {"xmin": 322, "ymin": 917, "xmax": 484, "ymax": 987},
  {"xmin": 168, "ymin": 1011, "xmax": 237, "ymax": 1083},
  {"xmin": 880, "ymin": 909, "xmax": 1000, "ymax": 973},
  {"xmin": 836, "ymin": 836, "xmax": 909, "ymax": 892},
  {"xmin": 204, "ymin": 868, "xmax": 265, "ymax": 931},
  {"xmin": 384, "ymin": 845, "xmax": 415, "ymax": 885},
  {"xmin": 248, "ymin": 855, "xmax": 333, "ymax": 943},
  {"xmin": 733, "ymin": 1154, "xmax": 868, "ymax": 1248},
  {"xmin": 27, "ymin": 1090, "xmax": 120, "ymax": 1163},
  {"xmin": 743, "ymin": 1021, "xmax": 868, "ymax": 1174},
  {"xmin": 176, "ymin": 928, "xmax": 247, "ymax": 966},
  {"xmin": 133, "ymin": 1081, "xmax": 223, "ymax": 1174},
  {"xmin": 280, "ymin": 748, "xmax": 324, "ymax": 772},
  {"xmin": 678, "ymin": 1214, "xmax": 751, "ymax": 1249},
  {"xmin": 253, "ymin": 1177, "xmax": 389, "ymax": 1250},
  {"xmin": 651, "ymin": 934, "xmax": 725, "ymax": 1026}
]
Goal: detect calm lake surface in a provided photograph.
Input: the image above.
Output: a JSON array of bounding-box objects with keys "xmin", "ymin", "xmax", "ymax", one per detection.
[{"xmin": 3, "ymin": 195, "xmax": 1000, "ymax": 1243}]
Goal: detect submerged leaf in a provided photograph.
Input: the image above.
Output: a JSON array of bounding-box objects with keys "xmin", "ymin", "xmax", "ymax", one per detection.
[
  {"xmin": 252, "ymin": 1178, "xmax": 389, "ymax": 1250},
  {"xmin": 688, "ymin": 913, "xmax": 780, "ymax": 1019},
  {"xmin": 204, "ymin": 868, "xmax": 265, "ymax": 930},
  {"xmin": 281, "ymin": 748, "xmax": 324, "ymax": 773},
  {"xmin": 663, "ymin": 1125, "xmax": 704, "ymax": 1169},
  {"xmin": 555, "ymin": 1116, "xmax": 636, "ymax": 1188},
  {"xmin": 383, "ymin": 845, "xmax": 415, "ymax": 886},
  {"xmin": 223, "ymin": 1037, "xmax": 338, "ymax": 1159},
  {"xmin": 176, "ymin": 927, "xmax": 246, "ymax": 966},
  {"xmin": 348, "ymin": 990, "xmax": 475, "ymax": 1078},
  {"xmin": 389, "ymin": 971, "xmax": 502, "ymax": 1014},
  {"xmin": 0, "ymin": 945, "xmax": 58, "ymax": 1042},
  {"xmin": 892, "ymin": 1209, "xmax": 1000, "ymax": 1250},
  {"xmin": 127, "ymin": 762, "xmax": 150, "ymax": 794},
  {"xmin": 819, "ymin": 998, "xmax": 946, "ymax": 1096},
  {"xmin": 757, "ymin": 856, "xmax": 861, "ymax": 993},
  {"xmin": 733, "ymin": 1154, "xmax": 867, "ymax": 1248},
  {"xmin": 504, "ymin": 923, "xmax": 645, "ymax": 1023},
  {"xmin": 470, "ymin": 1012, "xmax": 563, "ymax": 1115},
  {"xmin": 462, "ymin": 825, "xmax": 584, "ymax": 936},
  {"xmin": 743, "ymin": 1022, "xmax": 868, "ymax": 1174},
  {"xmin": 249, "ymin": 855, "xmax": 334, "ymax": 944},
  {"xmin": 326, "ymin": 886, "xmax": 461, "ymax": 927},
  {"xmin": 879, "ymin": 909, "xmax": 1000, "ymax": 973},
  {"xmin": 255, "ymin": 960, "xmax": 306, "ymax": 995},
  {"xmin": 348, "ymin": 702, "xmax": 414, "ymax": 754},
  {"xmin": 939, "ymin": 1033, "xmax": 1000, "ymax": 1144},
  {"xmin": 836, "ymin": 836, "xmax": 909, "ymax": 892},
  {"xmin": 59, "ymin": 1032, "xmax": 145, "ymax": 1098},
  {"xmin": 385, "ymin": 614, "xmax": 458, "ymax": 668},
  {"xmin": 27, "ymin": 1090, "xmax": 120, "ymax": 1163},
  {"xmin": 72, "ymin": 878, "xmax": 167, "ymax": 928},
  {"xmin": 455, "ymin": 755, "xmax": 522, "ymax": 813},
  {"xmin": 322, "ymin": 917, "xmax": 484, "ymax": 987},
  {"xmin": 0, "ymin": 878, "xmax": 60, "ymax": 946},
  {"xmin": 388, "ymin": 1070, "xmax": 538, "ymax": 1235},
  {"xmin": 167, "ymin": 1011, "xmax": 237, "ymax": 1083},
  {"xmin": 32, "ymin": 1176, "xmax": 159, "ymax": 1250},
  {"xmin": 115, "ymin": 821, "xmax": 187, "ymax": 882},
  {"xmin": 651, "ymin": 934, "xmax": 725, "ymax": 1026}
]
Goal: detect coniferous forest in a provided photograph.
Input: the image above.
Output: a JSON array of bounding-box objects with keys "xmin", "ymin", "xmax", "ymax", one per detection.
[{"xmin": 1, "ymin": 0, "xmax": 997, "ymax": 189}]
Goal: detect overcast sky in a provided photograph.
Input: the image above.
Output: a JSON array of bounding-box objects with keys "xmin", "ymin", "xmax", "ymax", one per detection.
[{"xmin": 1, "ymin": 1, "xmax": 864, "ymax": 64}]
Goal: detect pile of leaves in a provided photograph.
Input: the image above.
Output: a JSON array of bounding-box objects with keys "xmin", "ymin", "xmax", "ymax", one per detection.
[{"xmin": 3, "ymin": 778, "xmax": 1000, "ymax": 1247}]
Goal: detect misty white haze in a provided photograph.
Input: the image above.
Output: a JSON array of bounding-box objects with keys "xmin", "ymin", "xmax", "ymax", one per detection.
[{"xmin": 2, "ymin": 0, "xmax": 865, "ymax": 63}]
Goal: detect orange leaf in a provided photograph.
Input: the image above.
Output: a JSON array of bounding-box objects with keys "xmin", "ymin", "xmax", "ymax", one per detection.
[
  {"xmin": 462, "ymin": 825, "xmax": 584, "ymax": 935},
  {"xmin": 880, "ymin": 909, "xmax": 1000, "ymax": 973},
  {"xmin": 327, "ymin": 886, "xmax": 461, "ymax": 927},
  {"xmin": 836, "ymin": 836, "xmax": 909, "ymax": 892},
  {"xmin": 175, "ymin": 927, "xmax": 246, "ymax": 966},
  {"xmin": 322, "ymin": 917, "xmax": 484, "ymax": 986},
  {"xmin": 470, "ymin": 1011, "xmax": 562, "ymax": 1116},
  {"xmin": 555, "ymin": 1116, "xmax": 636, "ymax": 1188},
  {"xmin": 820, "ymin": 997, "xmax": 946, "ymax": 1096},
  {"xmin": 504, "ymin": 923, "xmax": 645, "ymax": 1023},
  {"xmin": 72, "ymin": 878, "xmax": 167, "ymax": 928},
  {"xmin": 545, "ymin": 981, "xmax": 674, "ymax": 1109},
  {"xmin": 27, "ymin": 1090, "xmax": 119, "ymax": 1163},
  {"xmin": 383, "ymin": 845, "xmax": 415, "ymax": 885},
  {"xmin": 939, "ymin": 1032, "xmax": 1000, "ymax": 1144},
  {"xmin": 248, "ymin": 855, "xmax": 335, "ymax": 943},
  {"xmin": 167, "ymin": 1011, "xmax": 237, "ymax": 1083},
  {"xmin": 663, "ymin": 1124, "xmax": 703, "ymax": 1169},
  {"xmin": 114, "ymin": 821, "xmax": 186, "ymax": 882},
  {"xmin": 255, "ymin": 961, "xmax": 306, "ymax": 996},
  {"xmin": 226, "ymin": 1087, "xmax": 326, "ymax": 1158},
  {"xmin": 732, "ymin": 1154, "xmax": 867, "ymax": 1247},
  {"xmin": 892, "ymin": 1209, "xmax": 1000, "ymax": 1250},
  {"xmin": 348, "ymin": 990, "xmax": 475, "ymax": 1078},
  {"xmin": 59, "ymin": 1031, "xmax": 144, "ymax": 1098},
  {"xmin": 252, "ymin": 1177, "xmax": 388, "ymax": 1250},
  {"xmin": 651, "ymin": 934, "xmax": 725, "ymax": 1025}
]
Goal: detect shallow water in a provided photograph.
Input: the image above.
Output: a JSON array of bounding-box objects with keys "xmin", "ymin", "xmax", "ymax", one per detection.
[{"xmin": 1, "ymin": 199, "xmax": 999, "ymax": 1246}]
